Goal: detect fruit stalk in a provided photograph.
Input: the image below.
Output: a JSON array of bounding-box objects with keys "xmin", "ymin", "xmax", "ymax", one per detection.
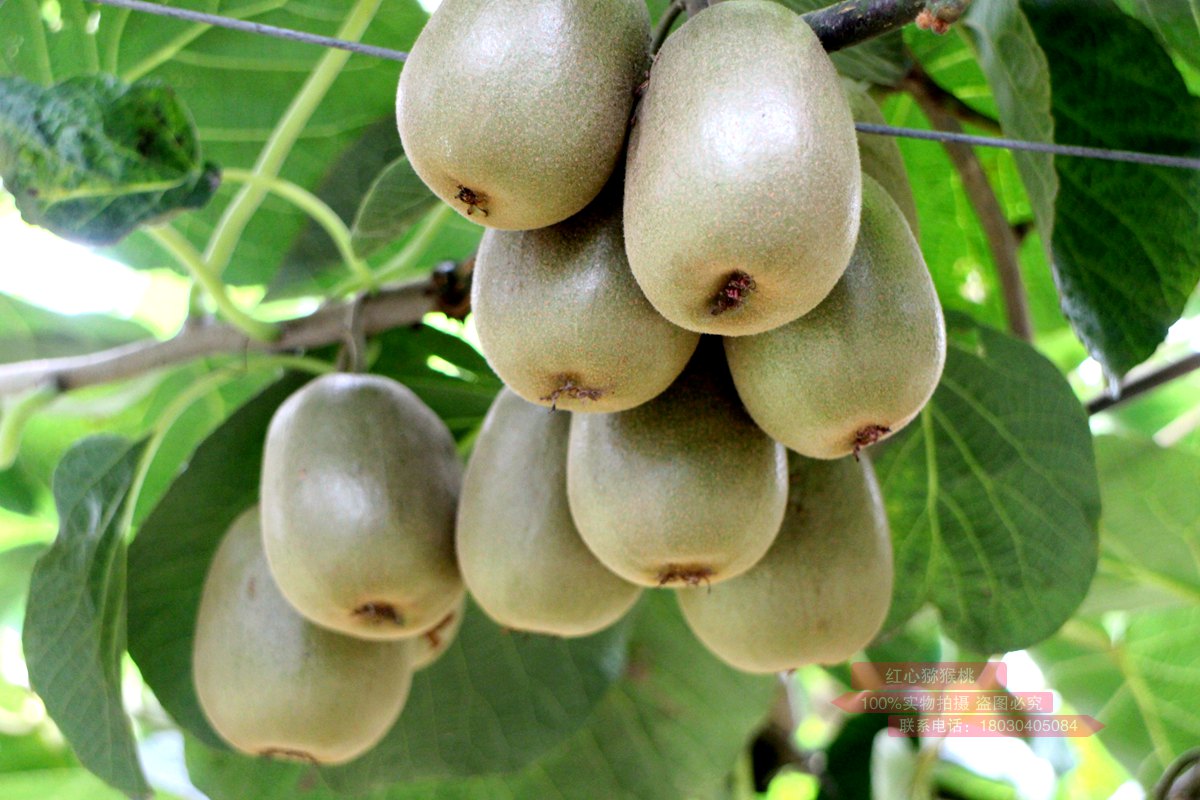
[{"xmin": 803, "ymin": 0, "xmax": 970, "ymax": 52}]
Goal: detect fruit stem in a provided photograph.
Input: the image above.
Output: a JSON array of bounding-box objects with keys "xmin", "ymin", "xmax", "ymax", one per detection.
[
  {"xmin": 202, "ymin": 0, "xmax": 383, "ymax": 278},
  {"xmin": 146, "ymin": 226, "xmax": 280, "ymax": 342},
  {"xmin": 804, "ymin": 0, "xmax": 934, "ymax": 52},
  {"xmin": 651, "ymin": 1, "xmax": 685, "ymax": 53},
  {"xmin": 222, "ymin": 168, "xmax": 377, "ymax": 293},
  {"xmin": 0, "ymin": 383, "xmax": 57, "ymax": 470}
]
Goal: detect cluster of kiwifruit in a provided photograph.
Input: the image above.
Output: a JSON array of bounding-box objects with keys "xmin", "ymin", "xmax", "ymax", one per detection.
[{"xmin": 192, "ymin": 0, "xmax": 946, "ymax": 767}]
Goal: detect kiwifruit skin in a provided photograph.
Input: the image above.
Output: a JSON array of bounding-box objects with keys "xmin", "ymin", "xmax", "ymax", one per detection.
[
  {"xmin": 457, "ymin": 389, "xmax": 641, "ymax": 635},
  {"xmin": 623, "ymin": 0, "xmax": 861, "ymax": 336},
  {"xmin": 409, "ymin": 593, "xmax": 465, "ymax": 670},
  {"xmin": 677, "ymin": 455, "xmax": 893, "ymax": 674},
  {"xmin": 724, "ymin": 175, "xmax": 946, "ymax": 459},
  {"xmin": 193, "ymin": 509, "xmax": 413, "ymax": 764},
  {"xmin": 472, "ymin": 183, "xmax": 699, "ymax": 413},
  {"xmin": 396, "ymin": 0, "xmax": 650, "ymax": 230},
  {"xmin": 566, "ymin": 341, "xmax": 787, "ymax": 588},
  {"xmin": 261, "ymin": 373, "xmax": 463, "ymax": 640},
  {"xmin": 843, "ymin": 79, "xmax": 920, "ymax": 235}
]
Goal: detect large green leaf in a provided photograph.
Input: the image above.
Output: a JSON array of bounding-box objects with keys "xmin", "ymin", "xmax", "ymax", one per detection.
[
  {"xmin": 0, "ymin": 75, "xmax": 219, "ymax": 244},
  {"xmin": 0, "ymin": 296, "xmax": 151, "ymax": 364},
  {"xmin": 1081, "ymin": 436, "xmax": 1200, "ymax": 614},
  {"xmin": 1115, "ymin": 0, "xmax": 1200, "ymax": 76},
  {"xmin": 1036, "ymin": 611, "xmax": 1200, "ymax": 787},
  {"xmin": 22, "ymin": 436, "xmax": 150, "ymax": 799},
  {"xmin": 0, "ymin": 0, "xmax": 432, "ymax": 284},
  {"xmin": 872, "ymin": 314, "xmax": 1099, "ymax": 652},
  {"xmin": 960, "ymin": 0, "xmax": 1057, "ymax": 240},
  {"xmin": 1022, "ymin": 0, "xmax": 1200, "ymax": 378},
  {"xmin": 350, "ymin": 154, "xmax": 440, "ymax": 257},
  {"xmin": 185, "ymin": 592, "xmax": 777, "ymax": 800}
]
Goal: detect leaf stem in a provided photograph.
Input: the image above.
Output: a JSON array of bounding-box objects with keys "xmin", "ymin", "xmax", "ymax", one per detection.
[
  {"xmin": 336, "ymin": 203, "xmax": 454, "ymax": 293},
  {"xmin": 0, "ymin": 383, "xmax": 58, "ymax": 469},
  {"xmin": 221, "ymin": 167, "xmax": 376, "ymax": 291},
  {"xmin": 202, "ymin": 0, "xmax": 383, "ymax": 277},
  {"xmin": 146, "ymin": 226, "xmax": 279, "ymax": 342}
]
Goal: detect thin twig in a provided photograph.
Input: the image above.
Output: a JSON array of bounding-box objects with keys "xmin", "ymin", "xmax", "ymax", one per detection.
[
  {"xmin": 904, "ymin": 66, "xmax": 1034, "ymax": 342},
  {"xmin": 0, "ymin": 275, "xmax": 455, "ymax": 397},
  {"xmin": 1087, "ymin": 353, "xmax": 1200, "ymax": 416}
]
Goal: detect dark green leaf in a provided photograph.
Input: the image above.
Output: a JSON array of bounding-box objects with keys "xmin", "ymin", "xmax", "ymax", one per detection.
[
  {"xmin": 22, "ymin": 435, "xmax": 150, "ymax": 799},
  {"xmin": 1022, "ymin": 0, "xmax": 1200, "ymax": 377},
  {"xmin": 1115, "ymin": 0, "xmax": 1200, "ymax": 76},
  {"xmin": 185, "ymin": 593, "xmax": 777, "ymax": 800},
  {"xmin": 1081, "ymin": 436, "xmax": 1200, "ymax": 614},
  {"xmin": 371, "ymin": 325, "xmax": 502, "ymax": 438},
  {"xmin": 0, "ymin": 75, "xmax": 218, "ymax": 244},
  {"xmin": 818, "ymin": 714, "xmax": 896, "ymax": 800},
  {"xmin": 872, "ymin": 314, "xmax": 1099, "ymax": 652},
  {"xmin": 128, "ymin": 366, "xmax": 623, "ymax": 784},
  {"xmin": 960, "ymin": 0, "xmax": 1057, "ymax": 238},
  {"xmin": 0, "ymin": 295, "xmax": 150, "ymax": 364},
  {"xmin": 1036, "ymin": 611, "xmax": 1200, "ymax": 786},
  {"xmin": 271, "ymin": 120, "xmax": 406, "ymax": 298},
  {"xmin": 351, "ymin": 154, "xmax": 439, "ymax": 257}
]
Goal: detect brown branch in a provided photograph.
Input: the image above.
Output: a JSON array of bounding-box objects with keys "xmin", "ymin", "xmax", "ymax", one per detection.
[
  {"xmin": 903, "ymin": 65, "xmax": 1034, "ymax": 342},
  {"xmin": 1087, "ymin": 353, "xmax": 1200, "ymax": 416},
  {"xmin": 0, "ymin": 267, "xmax": 470, "ymax": 397}
]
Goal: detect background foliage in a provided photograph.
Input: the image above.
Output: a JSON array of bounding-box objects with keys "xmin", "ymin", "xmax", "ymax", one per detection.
[{"xmin": 1, "ymin": 0, "xmax": 1199, "ymax": 798}]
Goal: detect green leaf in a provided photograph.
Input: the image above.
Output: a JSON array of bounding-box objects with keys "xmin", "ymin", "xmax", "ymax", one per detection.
[
  {"xmin": 128, "ymin": 366, "xmax": 623, "ymax": 786},
  {"xmin": 0, "ymin": 295, "xmax": 151, "ymax": 364},
  {"xmin": 371, "ymin": 325, "xmax": 502, "ymax": 439},
  {"xmin": 1021, "ymin": 0, "xmax": 1200, "ymax": 378},
  {"xmin": 271, "ymin": 120, "xmax": 406, "ymax": 298},
  {"xmin": 0, "ymin": 768, "xmax": 156, "ymax": 800},
  {"xmin": 185, "ymin": 593, "xmax": 777, "ymax": 800},
  {"xmin": 871, "ymin": 314, "xmax": 1099, "ymax": 652},
  {"xmin": 0, "ymin": 75, "xmax": 218, "ymax": 245},
  {"xmin": 1036, "ymin": 611, "xmax": 1200, "ymax": 786},
  {"xmin": 1081, "ymin": 436, "xmax": 1200, "ymax": 614},
  {"xmin": 960, "ymin": 0, "xmax": 1057, "ymax": 240},
  {"xmin": 21, "ymin": 435, "xmax": 150, "ymax": 800},
  {"xmin": 127, "ymin": 374, "xmax": 308, "ymax": 751},
  {"xmin": 351, "ymin": 154, "xmax": 440, "ymax": 257},
  {"xmin": 1114, "ymin": 0, "xmax": 1200, "ymax": 76}
]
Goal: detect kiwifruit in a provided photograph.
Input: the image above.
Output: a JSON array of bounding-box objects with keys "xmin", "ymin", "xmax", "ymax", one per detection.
[
  {"xmin": 260, "ymin": 373, "xmax": 462, "ymax": 640},
  {"xmin": 623, "ymin": 0, "xmax": 860, "ymax": 335},
  {"xmin": 724, "ymin": 175, "xmax": 946, "ymax": 459},
  {"xmin": 409, "ymin": 593, "xmax": 464, "ymax": 670},
  {"xmin": 566, "ymin": 339, "xmax": 787, "ymax": 588},
  {"xmin": 396, "ymin": 0, "xmax": 651, "ymax": 230},
  {"xmin": 677, "ymin": 454, "xmax": 893, "ymax": 673},
  {"xmin": 472, "ymin": 181, "xmax": 699, "ymax": 412},
  {"xmin": 457, "ymin": 389, "xmax": 641, "ymax": 635},
  {"xmin": 843, "ymin": 78, "xmax": 920, "ymax": 234},
  {"xmin": 193, "ymin": 508, "xmax": 413, "ymax": 764}
]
